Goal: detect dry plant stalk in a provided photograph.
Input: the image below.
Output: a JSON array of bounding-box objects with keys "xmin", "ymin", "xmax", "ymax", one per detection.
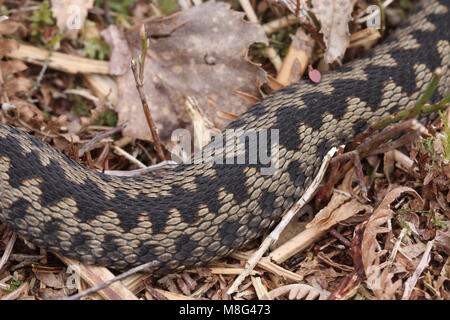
[
  {"xmin": 227, "ymin": 146, "xmax": 338, "ymax": 295},
  {"xmin": 56, "ymin": 254, "xmax": 138, "ymax": 300},
  {"xmin": 6, "ymin": 43, "xmax": 110, "ymax": 74},
  {"xmin": 130, "ymin": 25, "xmax": 165, "ymax": 161}
]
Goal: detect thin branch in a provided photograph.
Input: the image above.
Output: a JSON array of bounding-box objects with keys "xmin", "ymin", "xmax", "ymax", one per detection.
[
  {"xmin": 227, "ymin": 146, "xmax": 338, "ymax": 295},
  {"xmin": 0, "ymin": 232, "xmax": 17, "ymax": 271},
  {"xmin": 401, "ymin": 240, "xmax": 434, "ymax": 300},
  {"xmin": 62, "ymin": 260, "xmax": 160, "ymax": 300},
  {"xmin": 130, "ymin": 25, "xmax": 166, "ymax": 161},
  {"xmin": 78, "ymin": 122, "xmax": 128, "ymax": 157}
]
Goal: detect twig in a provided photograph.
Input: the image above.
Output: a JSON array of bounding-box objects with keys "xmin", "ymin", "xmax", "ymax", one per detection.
[
  {"xmin": 356, "ymin": 0, "xmax": 394, "ymax": 23},
  {"xmin": 6, "ymin": 43, "xmax": 110, "ymax": 74},
  {"xmin": 227, "ymin": 146, "xmax": 338, "ymax": 295},
  {"xmin": 401, "ymin": 240, "xmax": 434, "ymax": 300},
  {"xmin": 329, "ymin": 229, "xmax": 352, "ymax": 248},
  {"xmin": 62, "ymin": 260, "xmax": 160, "ymax": 300},
  {"xmin": 103, "ymin": 0, "xmax": 113, "ymax": 25},
  {"xmin": 27, "ymin": 51, "xmax": 51, "ymax": 98},
  {"xmin": 113, "ymin": 145, "xmax": 146, "ymax": 169},
  {"xmin": 238, "ymin": 0, "xmax": 258, "ymax": 23},
  {"xmin": 238, "ymin": 0, "xmax": 283, "ymax": 72},
  {"xmin": 410, "ymin": 68, "xmax": 443, "ymax": 118},
  {"xmin": 78, "ymin": 122, "xmax": 128, "ymax": 157},
  {"xmin": 130, "ymin": 25, "xmax": 166, "ymax": 162},
  {"xmin": 0, "ymin": 232, "xmax": 17, "ymax": 271},
  {"xmin": 262, "ymin": 15, "xmax": 298, "ymax": 34},
  {"xmin": 104, "ymin": 160, "xmax": 178, "ymax": 177},
  {"xmin": 330, "ymin": 150, "xmax": 367, "ymax": 195},
  {"xmin": 0, "ymin": 281, "xmax": 29, "ymax": 300},
  {"xmin": 0, "ymin": 58, "xmax": 9, "ymax": 104},
  {"xmin": 349, "ymin": 69, "xmax": 445, "ymax": 149}
]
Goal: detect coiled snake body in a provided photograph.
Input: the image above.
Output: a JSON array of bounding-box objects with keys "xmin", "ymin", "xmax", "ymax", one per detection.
[{"xmin": 1, "ymin": 0, "xmax": 449, "ymax": 273}]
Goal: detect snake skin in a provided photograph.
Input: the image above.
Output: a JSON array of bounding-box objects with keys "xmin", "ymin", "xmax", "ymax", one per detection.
[{"xmin": 0, "ymin": 0, "xmax": 449, "ymax": 273}]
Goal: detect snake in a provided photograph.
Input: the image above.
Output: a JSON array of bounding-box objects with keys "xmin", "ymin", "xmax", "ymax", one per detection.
[{"xmin": 0, "ymin": 0, "xmax": 449, "ymax": 274}]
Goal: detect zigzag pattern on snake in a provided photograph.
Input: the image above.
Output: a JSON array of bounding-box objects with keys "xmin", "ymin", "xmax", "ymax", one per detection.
[{"xmin": 0, "ymin": 0, "xmax": 449, "ymax": 273}]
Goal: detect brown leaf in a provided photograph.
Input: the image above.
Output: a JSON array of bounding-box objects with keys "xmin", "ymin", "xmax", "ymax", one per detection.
[
  {"xmin": 0, "ymin": 39, "xmax": 19, "ymax": 59},
  {"xmin": 1, "ymin": 60, "xmax": 28, "ymax": 77},
  {"xmin": 435, "ymin": 228, "xmax": 450, "ymax": 255},
  {"xmin": 114, "ymin": 1, "xmax": 267, "ymax": 148},
  {"xmin": 307, "ymin": 190, "xmax": 371, "ymax": 231},
  {"xmin": 311, "ymin": 0, "xmax": 355, "ymax": 63},
  {"xmin": 0, "ymin": 20, "xmax": 23, "ymax": 35},
  {"xmin": 5, "ymin": 77, "xmax": 33, "ymax": 96},
  {"xmin": 361, "ymin": 187, "xmax": 423, "ymax": 299},
  {"xmin": 34, "ymin": 271, "xmax": 65, "ymax": 289},
  {"xmin": 100, "ymin": 25, "xmax": 131, "ymax": 76},
  {"xmin": 268, "ymin": 283, "xmax": 330, "ymax": 300}
]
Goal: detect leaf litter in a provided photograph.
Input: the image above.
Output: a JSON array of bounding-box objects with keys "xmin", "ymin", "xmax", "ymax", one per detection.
[
  {"xmin": 0, "ymin": 0, "xmax": 448, "ymax": 300},
  {"xmin": 109, "ymin": 1, "xmax": 268, "ymax": 151}
]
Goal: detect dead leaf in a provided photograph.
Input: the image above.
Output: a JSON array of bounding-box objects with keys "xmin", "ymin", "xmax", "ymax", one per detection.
[
  {"xmin": 307, "ymin": 190, "xmax": 372, "ymax": 231},
  {"xmin": 0, "ymin": 20, "xmax": 23, "ymax": 35},
  {"xmin": 100, "ymin": 25, "xmax": 131, "ymax": 76},
  {"xmin": 268, "ymin": 283, "xmax": 330, "ymax": 300},
  {"xmin": 34, "ymin": 271, "xmax": 65, "ymax": 289},
  {"xmin": 361, "ymin": 186, "xmax": 423, "ymax": 299},
  {"xmin": 1, "ymin": 60, "xmax": 28, "ymax": 77},
  {"xmin": 0, "ymin": 39, "xmax": 19, "ymax": 59},
  {"xmin": 311, "ymin": 0, "xmax": 355, "ymax": 63},
  {"xmin": 435, "ymin": 228, "xmax": 450, "ymax": 255},
  {"xmin": 5, "ymin": 77, "xmax": 33, "ymax": 96},
  {"xmin": 51, "ymin": 0, "xmax": 94, "ymax": 38},
  {"xmin": 114, "ymin": 1, "xmax": 267, "ymax": 149},
  {"xmin": 35, "ymin": 288, "xmax": 67, "ymax": 300}
]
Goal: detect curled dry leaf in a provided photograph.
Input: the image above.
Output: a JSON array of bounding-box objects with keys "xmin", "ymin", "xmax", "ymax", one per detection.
[
  {"xmin": 0, "ymin": 20, "xmax": 22, "ymax": 59},
  {"xmin": 113, "ymin": 1, "xmax": 267, "ymax": 149},
  {"xmin": 34, "ymin": 271, "xmax": 65, "ymax": 289},
  {"xmin": 311, "ymin": 0, "xmax": 355, "ymax": 64},
  {"xmin": 0, "ymin": 60, "xmax": 28, "ymax": 77},
  {"xmin": 306, "ymin": 190, "xmax": 372, "ymax": 231},
  {"xmin": 268, "ymin": 283, "xmax": 330, "ymax": 300},
  {"xmin": 5, "ymin": 77, "xmax": 33, "ymax": 97},
  {"xmin": 361, "ymin": 186, "xmax": 423, "ymax": 299}
]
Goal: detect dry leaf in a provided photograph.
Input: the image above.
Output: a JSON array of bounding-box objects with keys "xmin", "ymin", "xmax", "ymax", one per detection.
[
  {"xmin": 34, "ymin": 271, "xmax": 65, "ymax": 289},
  {"xmin": 0, "ymin": 20, "xmax": 23, "ymax": 35},
  {"xmin": 361, "ymin": 187, "xmax": 423, "ymax": 299},
  {"xmin": 268, "ymin": 283, "xmax": 330, "ymax": 300},
  {"xmin": 51, "ymin": 0, "xmax": 94, "ymax": 38},
  {"xmin": 100, "ymin": 25, "xmax": 131, "ymax": 76},
  {"xmin": 311, "ymin": 0, "xmax": 355, "ymax": 63},
  {"xmin": 5, "ymin": 77, "xmax": 33, "ymax": 96},
  {"xmin": 435, "ymin": 228, "xmax": 450, "ymax": 255},
  {"xmin": 307, "ymin": 190, "xmax": 371, "ymax": 231},
  {"xmin": 35, "ymin": 288, "xmax": 67, "ymax": 300},
  {"xmin": 114, "ymin": 1, "xmax": 267, "ymax": 148},
  {"xmin": 1, "ymin": 60, "xmax": 28, "ymax": 76}
]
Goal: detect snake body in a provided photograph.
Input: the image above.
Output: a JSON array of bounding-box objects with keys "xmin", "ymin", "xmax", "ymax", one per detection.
[{"xmin": 0, "ymin": 0, "xmax": 449, "ymax": 273}]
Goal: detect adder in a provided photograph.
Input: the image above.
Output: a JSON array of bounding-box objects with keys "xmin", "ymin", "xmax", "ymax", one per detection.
[{"xmin": 0, "ymin": 0, "xmax": 449, "ymax": 273}]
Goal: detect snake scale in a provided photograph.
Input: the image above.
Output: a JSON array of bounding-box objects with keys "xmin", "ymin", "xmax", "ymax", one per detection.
[{"xmin": 0, "ymin": 0, "xmax": 449, "ymax": 274}]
